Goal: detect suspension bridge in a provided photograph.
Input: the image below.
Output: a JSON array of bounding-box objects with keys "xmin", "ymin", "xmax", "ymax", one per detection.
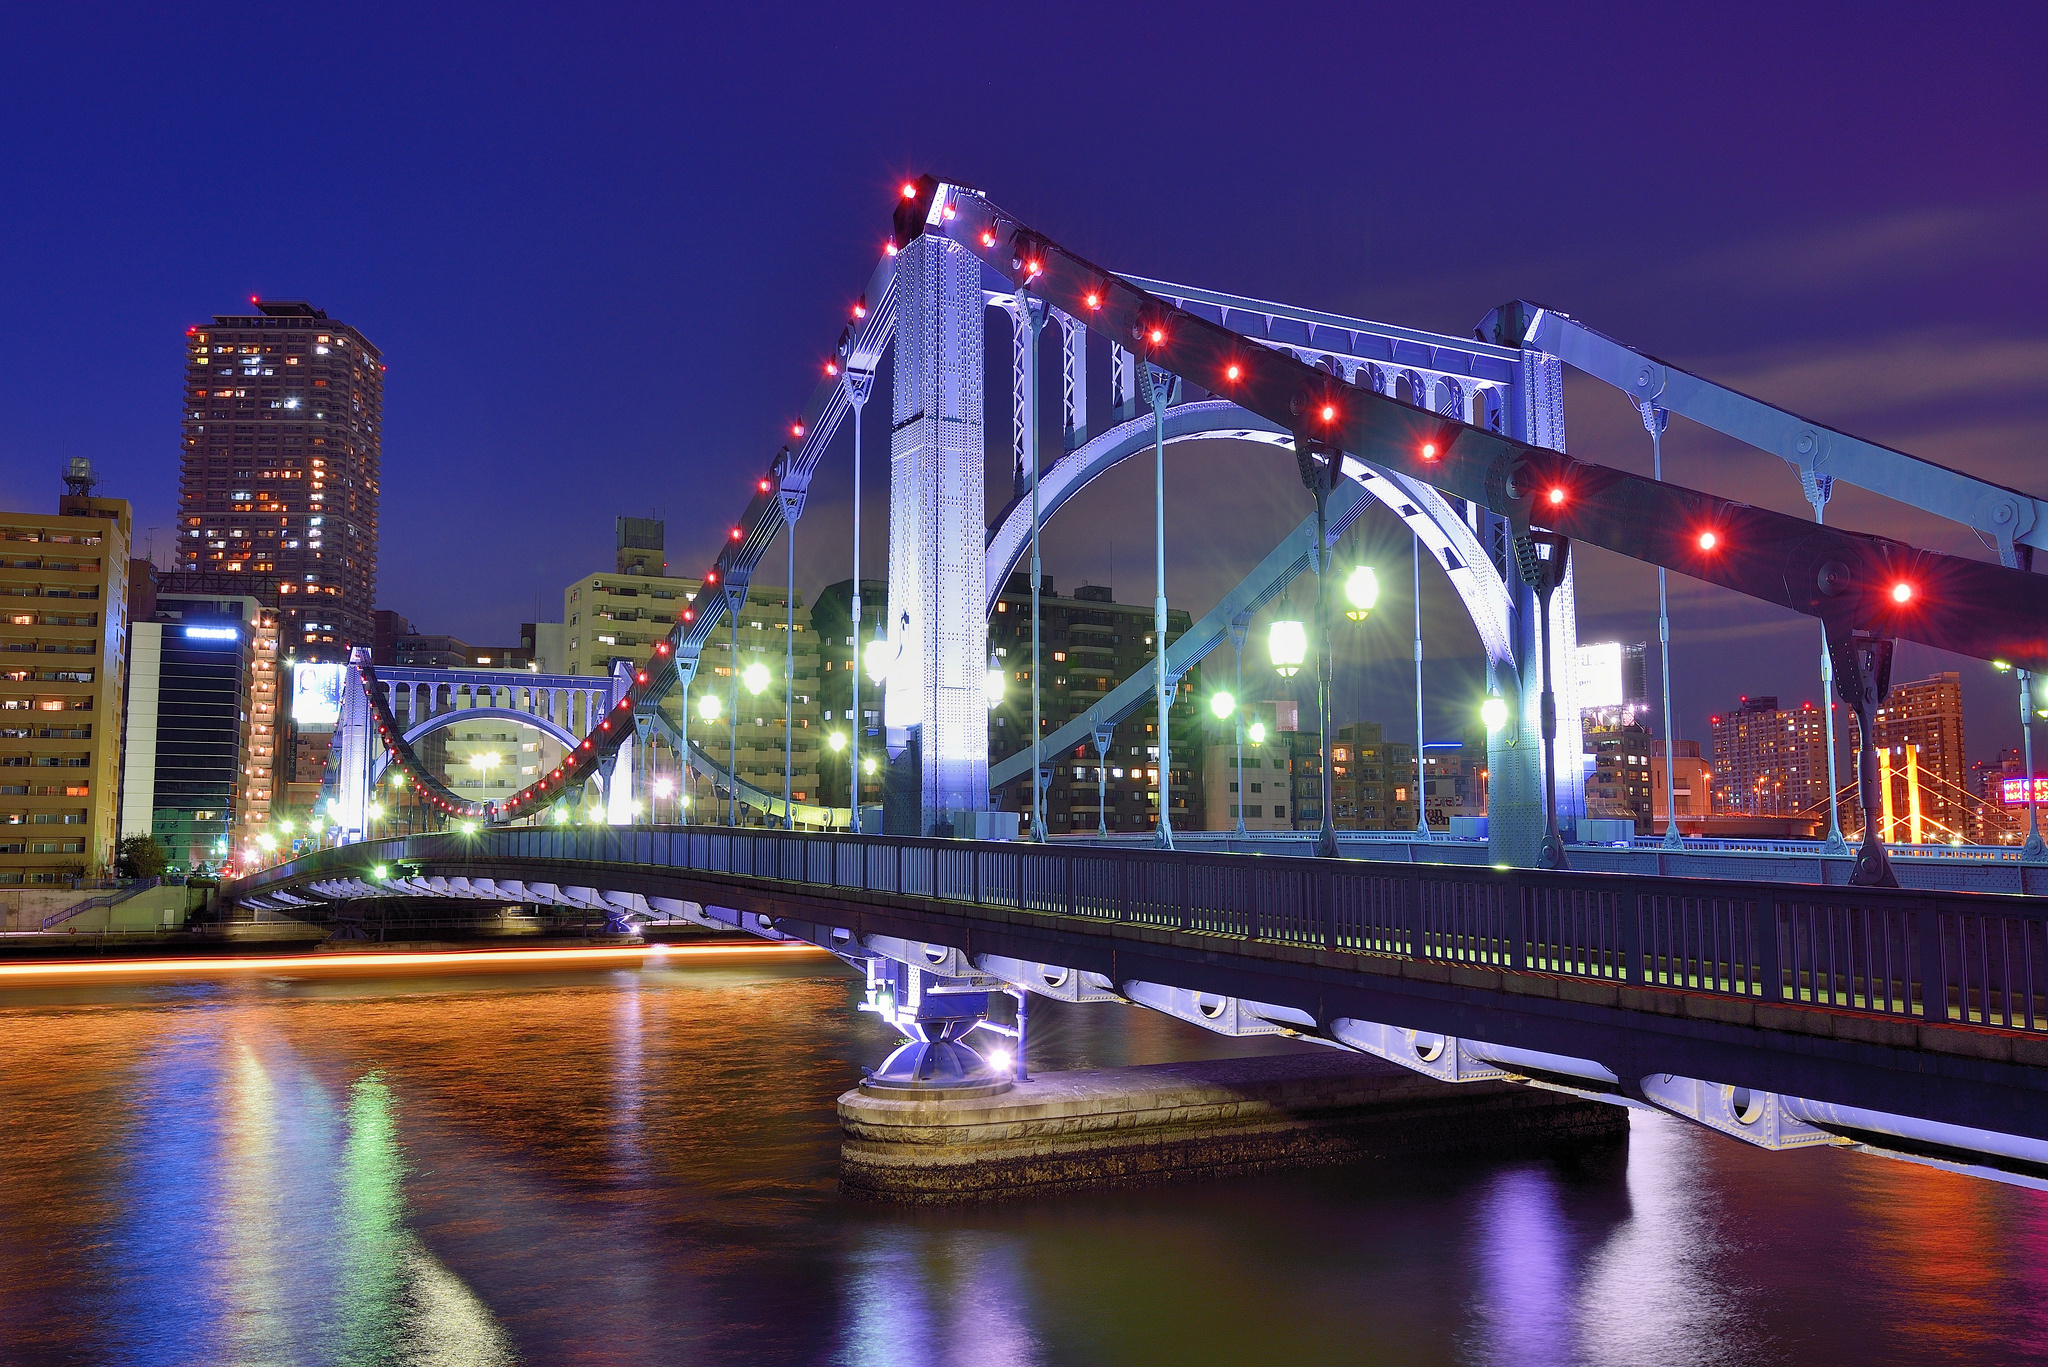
[{"xmin": 229, "ymin": 177, "xmax": 2048, "ymax": 1191}]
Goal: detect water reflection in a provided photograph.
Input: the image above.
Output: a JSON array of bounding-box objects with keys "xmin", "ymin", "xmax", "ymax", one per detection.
[{"xmin": 2, "ymin": 958, "xmax": 2045, "ymax": 1365}]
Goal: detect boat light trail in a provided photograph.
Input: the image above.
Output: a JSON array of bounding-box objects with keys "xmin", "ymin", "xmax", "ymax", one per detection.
[{"xmin": 0, "ymin": 941, "xmax": 828, "ymax": 980}]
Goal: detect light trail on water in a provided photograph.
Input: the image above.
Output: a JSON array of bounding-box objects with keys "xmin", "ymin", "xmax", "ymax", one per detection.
[{"xmin": 0, "ymin": 941, "xmax": 828, "ymax": 980}]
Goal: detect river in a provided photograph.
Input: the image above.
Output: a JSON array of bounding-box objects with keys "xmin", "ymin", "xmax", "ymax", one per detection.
[{"xmin": 1, "ymin": 948, "xmax": 2043, "ymax": 1365}]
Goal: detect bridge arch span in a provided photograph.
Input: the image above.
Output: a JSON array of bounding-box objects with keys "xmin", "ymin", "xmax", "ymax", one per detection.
[{"xmin": 368, "ymin": 707, "xmax": 582, "ymax": 789}]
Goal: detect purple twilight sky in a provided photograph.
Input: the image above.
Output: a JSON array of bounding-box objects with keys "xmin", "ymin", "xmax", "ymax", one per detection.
[{"xmin": 1, "ymin": 3, "xmax": 2043, "ymax": 763}]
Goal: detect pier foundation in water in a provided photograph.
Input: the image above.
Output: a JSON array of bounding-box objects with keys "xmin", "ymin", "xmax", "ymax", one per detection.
[{"xmin": 839, "ymin": 1051, "xmax": 1629, "ymax": 1204}]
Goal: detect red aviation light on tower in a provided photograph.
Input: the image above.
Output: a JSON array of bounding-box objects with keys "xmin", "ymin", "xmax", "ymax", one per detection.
[
  {"xmin": 825, "ymin": 360, "xmax": 838, "ymax": 377},
  {"xmin": 730, "ymin": 527, "xmax": 744, "ymax": 541},
  {"xmin": 1224, "ymin": 362, "xmax": 1242, "ymax": 382},
  {"xmin": 1891, "ymin": 580, "xmax": 1916, "ymax": 605},
  {"xmin": 979, "ymin": 227, "xmax": 997, "ymax": 248},
  {"xmin": 1083, "ymin": 289, "xmax": 1102, "ymax": 311},
  {"xmin": 1420, "ymin": 442, "xmax": 1439, "ymax": 461},
  {"xmin": 851, "ymin": 298, "xmax": 866, "ymax": 319},
  {"xmin": 791, "ymin": 422, "xmax": 804, "ymax": 439},
  {"xmin": 1547, "ymin": 486, "xmax": 1567, "ymax": 507},
  {"xmin": 901, "ymin": 182, "xmax": 917, "ymax": 200},
  {"xmin": 758, "ymin": 478, "xmax": 771, "ymax": 493},
  {"xmin": 1697, "ymin": 530, "xmax": 1720, "ymax": 551},
  {"xmin": 1319, "ymin": 403, "xmax": 1338, "ymax": 424}
]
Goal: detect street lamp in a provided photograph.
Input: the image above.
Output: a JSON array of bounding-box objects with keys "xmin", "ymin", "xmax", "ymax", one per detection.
[
  {"xmin": 1268, "ymin": 617, "xmax": 1307, "ymax": 678},
  {"xmin": 698, "ymin": 692, "xmax": 722, "ymax": 721},
  {"xmin": 1481, "ymin": 696, "xmax": 1509, "ymax": 735},
  {"xmin": 742, "ymin": 661, "xmax": 770, "ymax": 698},
  {"xmin": 986, "ymin": 654, "xmax": 1004, "ymax": 709},
  {"xmin": 1993, "ymin": 660, "xmax": 2046, "ymax": 859},
  {"xmin": 1343, "ymin": 566, "xmax": 1378, "ymax": 621},
  {"xmin": 864, "ymin": 620, "xmax": 893, "ymax": 686},
  {"xmin": 1248, "ymin": 720, "xmax": 1266, "ymax": 745}
]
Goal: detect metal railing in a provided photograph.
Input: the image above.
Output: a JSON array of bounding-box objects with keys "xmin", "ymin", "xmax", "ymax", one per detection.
[{"xmin": 246, "ymin": 826, "xmax": 2048, "ymax": 1034}]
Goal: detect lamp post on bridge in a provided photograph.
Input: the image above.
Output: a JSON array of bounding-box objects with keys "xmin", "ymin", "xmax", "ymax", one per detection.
[
  {"xmin": 1993, "ymin": 660, "xmax": 2047, "ymax": 860},
  {"xmin": 839, "ymin": 365, "xmax": 874, "ymax": 834},
  {"xmin": 776, "ymin": 460, "xmax": 806, "ymax": 832},
  {"xmin": 1018, "ymin": 288, "xmax": 1048, "ymax": 843},
  {"xmin": 1294, "ymin": 435, "xmax": 1340, "ymax": 860},
  {"xmin": 1139, "ymin": 360, "xmax": 1175, "ymax": 851}
]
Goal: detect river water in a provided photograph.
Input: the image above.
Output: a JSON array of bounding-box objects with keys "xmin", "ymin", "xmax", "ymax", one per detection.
[{"xmin": 2, "ymin": 949, "xmax": 2044, "ymax": 1366}]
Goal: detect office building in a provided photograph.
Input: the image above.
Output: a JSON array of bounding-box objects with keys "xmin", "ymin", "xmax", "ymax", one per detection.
[
  {"xmin": 1649, "ymin": 741, "xmax": 1712, "ymax": 825},
  {"xmin": 120, "ymin": 592, "xmax": 271, "ymax": 873},
  {"xmin": 179, "ymin": 300, "xmax": 381, "ymax": 657},
  {"xmin": 1578, "ymin": 640, "xmax": 1650, "ymax": 731},
  {"xmin": 1422, "ymin": 743, "xmax": 1489, "ymax": 832},
  {"xmin": 562, "ymin": 564, "xmax": 823, "ymax": 819},
  {"xmin": 1711, "ymin": 695, "xmax": 1846, "ymax": 823},
  {"xmin": 1586, "ymin": 722, "xmax": 1656, "ymax": 831},
  {"xmin": 987, "ymin": 579, "xmax": 1202, "ymax": 834},
  {"xmin": 1855, "ymin": 671, "xmax": 1972, "ymax": 844},
  {"xmin": 0, "ymin": 469, "xmax": 131, "ymax": 882}
]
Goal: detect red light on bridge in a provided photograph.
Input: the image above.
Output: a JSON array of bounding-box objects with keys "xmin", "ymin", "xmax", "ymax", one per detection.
[
  {"xmin": 851, "ymin": 300, "xmax": 866, "ymax": 319},
  {"xmin": 705, "ymin": 570, "xmax": 718, "ymax": 583},
  {"xmin": 636, "ymin": 672, "xmax": 648, "ymax": 684},
  {"xmin": 884, "ymin": 241, "xmax": 897, "ymax": 257},
  {"xmin": 1083, "ymin": 290, "xmax": 1101, "ymax": 310},
  {"xmin": 730, "ymin": 527, "xmax": 744, "ymax": 541},
  {"xmin": 825, "ymin": 360, "xmax": 838, "ymax": 376},
  {"xmin": 1421, "ymin": 442, "xmax": 1438, "ymax": 461},
  {"xmin": 791, "ymin": 422, "xmax": 804, "ymax": 439},
  {"xmin": 1224, "ymin": 363, "xmax": 1242, "ymax": 382},
  {"xmin": 682, "ymin": 608, "xmax": 694, "ymax": 621},
  {"xmin": 1024, "ymin": 258, "xmax": 1043, "ymax": 277},
  {"xmin": 1547, "ymin": 487, "xmax": 1566, "ymax": 507},
  {"xmin": 901, "ymin": 182, "xmax": 917, "ymax": 199},
  {"xmin": 1891, "ymin": 580, "xmax": 1916, "ymax": 604},
  {"xmin": 1697, "ymin": 531, "xmax": 1719, "ymax": 551},
  {"xmin": 758, "ymin": 478, "xmax": 771, "ymax": 492},
  {"xmin": 1319, "ymin": 403, "xmax": 1338, "ymax": 423},
  {"xmin": 979, "ymin": 228, "xmax": 997, "ymax": 248},
  {"xmin": 1147, "ymin": 327, "xmax": 1164, "ymax": 345}
]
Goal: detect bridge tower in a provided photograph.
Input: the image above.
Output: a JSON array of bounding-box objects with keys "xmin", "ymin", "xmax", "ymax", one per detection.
[
  {"xmin": 1488, "ymin": 348, "xmax": 1586, "ymax": 866},
  {"xmin": 884, "ymin": 230, "xmax": 989, "ymax": 835}
]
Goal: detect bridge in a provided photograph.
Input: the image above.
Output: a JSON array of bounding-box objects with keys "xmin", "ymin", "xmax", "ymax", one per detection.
[{"xmin": 249, "ymin": 176, "xmax": 2048, "ymax": 1190}]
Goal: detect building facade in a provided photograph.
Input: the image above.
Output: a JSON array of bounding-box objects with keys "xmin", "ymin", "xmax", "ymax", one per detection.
[
  {"xmin": 179, "ymin": 300, "xmax": 381, "ymax": 657},
  {"xmin": 0, "ymin": 488, "xmax": 131, "ymax": 883},
  {"xmin": 120, "ymin": 593, "xmax": 267, "ymax": 874},
  {"xmin": 1201, "ymin": 741, "xmax": 1292, "ymax": 830},
  {"xmin": 1710, "ymin": 696, "xmax": 1844, "ymax": 823},
  {"xmin": 986, "ymin": 579, "xmax": 1202, "ymax": 836},
  {"xmin": 1856, "ymin": 671, "xmax": 1971, "ymax": 844}
]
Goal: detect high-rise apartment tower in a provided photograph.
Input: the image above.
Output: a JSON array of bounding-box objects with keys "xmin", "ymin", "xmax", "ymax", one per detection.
[{"xmin": 179, "ymin": 300, "xmax": 381, "ymax": 658}]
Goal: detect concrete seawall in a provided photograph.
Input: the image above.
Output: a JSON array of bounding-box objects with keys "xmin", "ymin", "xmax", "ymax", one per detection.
[{"xmin": 840, "ymin": 1051, "xmax": 1628, "ymax": 1204}]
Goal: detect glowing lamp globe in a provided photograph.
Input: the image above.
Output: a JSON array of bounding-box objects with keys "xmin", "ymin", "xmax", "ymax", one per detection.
[
  {"xmin": 742, "ymin": 662, "xmax": 770, "ymax": 696},
  {"xmin": 863, "ymin": 634, "xmax": 894, "ymax": 686},
  {"xmin": 652, "ymin": 776, "xmax": 675, "ymax": 799},
  {"xmin": 698, "ymin": 692, "xmax": 723, "ymax": 722},
  {"xmin": 1481, "ymin": 696, "xmax": 1510, "ymax": 733},
  {"xmin": 1268, "ymin": 618, "xmax": 1308, "ymax": 678},
  {"xmin": 1248, "ymin": 720, "xmax": 1267, "ymax": 745},
  {"xmin": 828, "ymin": 731, "xmax": 846, "ymax": 752},
  {"xmin": 1343, "ymin": 566, "xmax": 1379, "ymax": 621},
  {"xmin": 863, "ymin": 757, "xmax": 878, "ymax": 776},
  {"xmin": 985, "ymin": 662, "xmax": 1004, "ymax": 708},
  {"xmin": 1209, "ymin": 690, "xmax": 1236, "ymax": 721},
  {"xmin": 365, "ymin": 802, "xmax": 383, "ymax": 820}
]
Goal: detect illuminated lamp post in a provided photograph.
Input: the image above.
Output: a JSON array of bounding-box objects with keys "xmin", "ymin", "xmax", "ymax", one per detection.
[
  {"xmin": 840, "ymin": 360, "xmax": 874, "ymax": 834},
  {"xmin": 827, "ymin": 730, "xmax": 847, "ymax": 826},
  {"xmin": 1525, "ymin": 529, "xmax": 1571, "ymax": 871},
  {"xmin": 1211, "ymin": 688, "xmax": 1243, "ymax": 837},
  {"xmin": 652, "ymin": 774, "xmax": 675, "ymax": 827},
  {"xmin": 1993, "ymin": 661, "xmax": 2047, "ymax": 860},
  {"xmin": 1269, "ymin": 601, "xmax": 1308, "ymax": 835},
  {"xmin": 743, "ymin": 660, "xmax": 770, "ymax": 828},
  {"xmin": 698, "ymin": 689, "xmax": 724, "ymax": 824},
  {"xmin": 863, "ymin": 617, "xmax": 896, "ymax": 823}
]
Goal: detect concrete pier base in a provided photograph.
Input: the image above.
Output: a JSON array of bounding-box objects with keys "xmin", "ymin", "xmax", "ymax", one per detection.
[{"xmin": 840, "ymin": 1051, "xmax": 1629, "ymax": 1204}]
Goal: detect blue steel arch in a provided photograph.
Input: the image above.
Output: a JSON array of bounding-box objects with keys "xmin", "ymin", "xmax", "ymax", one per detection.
[
  {"xmin": 983, "ymin": 398, "xmax": 1514, "ymax": 668},
  {"xmin": 368, "ymin": 706, "xmax": 583, "ymax": 788}
]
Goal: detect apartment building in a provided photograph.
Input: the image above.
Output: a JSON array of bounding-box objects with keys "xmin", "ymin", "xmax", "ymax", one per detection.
[
  {"xmin": 0, "ymin": 477, "xmax": 131, "ymax": 883},
  {"xmin": 179, "ymin": 300, "xmax": 381, "ymax": 656},
  {"xmin": 987, "ymin": 578, "xmax": 1203, "ymax": 835}
]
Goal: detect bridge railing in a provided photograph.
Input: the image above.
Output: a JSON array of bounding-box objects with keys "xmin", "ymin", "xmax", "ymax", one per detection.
[{"xmin": 247, "ymin": 825, "xmax": 2048, "ymax": 1034}]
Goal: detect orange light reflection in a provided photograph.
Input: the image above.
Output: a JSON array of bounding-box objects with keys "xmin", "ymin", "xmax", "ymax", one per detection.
[{"xmin": 0, "ymin": 941, "xmax": 826, "ymax": 980}]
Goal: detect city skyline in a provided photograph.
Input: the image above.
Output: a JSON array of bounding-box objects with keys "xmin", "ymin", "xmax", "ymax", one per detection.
[{"xmin": 1, "ymin": 10, "xmax": 2042, "ymax": 770}]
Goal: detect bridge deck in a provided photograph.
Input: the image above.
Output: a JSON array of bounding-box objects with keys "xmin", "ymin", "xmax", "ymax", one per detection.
[{"xmin": 234, "ymin": 827, "xmax": 2048, "ymax": 1144}]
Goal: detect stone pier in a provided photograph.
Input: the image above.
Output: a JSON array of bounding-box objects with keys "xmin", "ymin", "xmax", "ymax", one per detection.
[{"xmin": 839, "ymin": 1051, "xmax": 1629, "ymax": 1203}]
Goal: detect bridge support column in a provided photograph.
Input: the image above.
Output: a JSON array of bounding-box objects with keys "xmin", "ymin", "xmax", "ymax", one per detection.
[
  {"xmin": 886, "ymin": 230, "xmax": 987, "ymax": 836},
  {"xmin": 856, "ymin": 958, "xmax": 1009, "ymax": 1096}
]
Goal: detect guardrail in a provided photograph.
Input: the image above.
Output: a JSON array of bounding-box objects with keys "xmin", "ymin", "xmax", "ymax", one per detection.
[
  {"xmin": 38, "ymin": 877, "xmax": 178, "ymax": 931},
  {"xmin": 247, "ymin": 827, "xmax": 2048, "ymax": 1033}
]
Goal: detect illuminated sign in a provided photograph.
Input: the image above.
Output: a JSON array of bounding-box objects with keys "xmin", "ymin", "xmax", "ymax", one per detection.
[
  {"xmin": 1573, "ymin": 642, "xmax": 1624, "ymax": 710},
  {"xmin": 184, "ymin": 625, "xmax": 239, "ymax": 641},
  {"xmin": 1999, "ymin": 776, "xmax": 2048, "ymax": 806},
  {"xmin": 291, "ymin": 662, "xmax": 347, "ymax": 726}
]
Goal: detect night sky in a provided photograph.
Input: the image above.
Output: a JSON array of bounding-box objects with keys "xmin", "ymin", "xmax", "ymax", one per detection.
[{"xmin": 3, "ymin": 5, "xmax": 2043, "ymax": 765}]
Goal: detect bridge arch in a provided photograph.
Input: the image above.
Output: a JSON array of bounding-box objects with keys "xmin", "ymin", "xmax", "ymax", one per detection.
[
  {"xmin": 367, "ymin": 706, "xmax": 582, "ymax": 789},
  {"xmin": 982, "ymin": 398, "xmax": 1514, "ymax": 668}
]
